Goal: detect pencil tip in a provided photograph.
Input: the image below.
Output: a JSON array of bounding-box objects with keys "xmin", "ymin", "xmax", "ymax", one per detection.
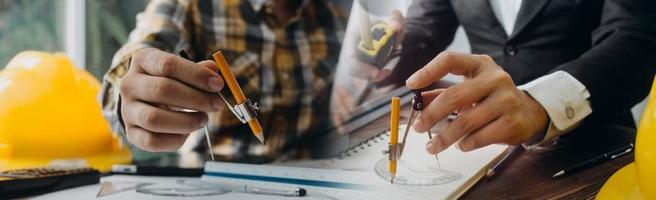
[
  {"xmin": 553, "ymin": 171, "xmax": 564, "ymax": 178},
  {"xmin": 255, "ymin": 133, "xmax": 265, "ymax": 144}
]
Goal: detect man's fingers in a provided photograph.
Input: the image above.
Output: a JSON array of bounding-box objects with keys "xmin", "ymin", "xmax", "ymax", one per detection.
[
  {"xmin": 133, "ymin": 48, "xmax": 224, "ymax": 92},
  {"xmin": 389, "ymin": 10, "xmax": 405, "ymax": 47},
  {"xmin": 406, "ymin": 52, "xmax": 486, "ymax": 89},
  {"xmin": 425, "ymin": 99, "xmax": 501, "ymax": 154},
  {"xmin": 126, "ymin": 126, "xmax": 189, "ymax": 152},
  {"xmin": 198, "ymin": 60, "xmax": 220, "ymax": 73},
  {"xmin": 125, "ymin": 73, "xmax": 222, "ymax": 112},
  {"xmin": 421, "ymin": 89, "xmax": 445, "ymax": 104},
  {"xmin": 413, "ymin": 77, "xmax": 494, "ymax": 133},
  {"xmin": 457, "ymin": 116, "xmax": 515, "ymax": 152},
  {"xmin": 123, "ymin": 100, "xmax": 208, "ymax": 134},
  {"xmin": 389, "ymin": 10, "xmax": 404, "ymax": 31}
]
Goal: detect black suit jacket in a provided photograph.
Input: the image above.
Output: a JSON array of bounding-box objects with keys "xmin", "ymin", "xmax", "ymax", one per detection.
[{"xmin": 394, "ymin": 0, "xmax": 656, "ymax": 129}]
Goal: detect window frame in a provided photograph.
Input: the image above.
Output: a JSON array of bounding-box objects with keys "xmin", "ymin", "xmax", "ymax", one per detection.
[{"xmin": 65, "ymin": 0, "xmax": 85, "ymax": 69}]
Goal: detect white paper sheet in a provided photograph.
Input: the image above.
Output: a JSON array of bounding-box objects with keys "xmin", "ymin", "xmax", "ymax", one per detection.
[{"xmin": 34, "ymin": 124, "xmax": 505, "ymax": 200}]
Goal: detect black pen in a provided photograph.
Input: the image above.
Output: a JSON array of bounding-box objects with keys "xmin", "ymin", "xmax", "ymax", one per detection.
[
  {"xmin": 552, "ymin": 143, "xmax": 634, "ymax": 178},
  {"xmin": 485, "ymin": 145, "xmax": 523, "ymax": 178},
  {"xmin": 111, "ymin": 164, "xmax": 204, "ymax": 177}
]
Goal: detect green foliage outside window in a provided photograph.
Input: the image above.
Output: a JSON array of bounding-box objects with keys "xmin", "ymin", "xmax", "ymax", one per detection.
[
  {"xmin": 0, "ymin": 0, "xmax": 148, "ymax": 80},
  {"xmin": 85, "ymin": 0, "xmax": 148, "ymax": 79},
  {"xmin": 0, "ymin": 0, "xmax": 65, "ymax": 68}
]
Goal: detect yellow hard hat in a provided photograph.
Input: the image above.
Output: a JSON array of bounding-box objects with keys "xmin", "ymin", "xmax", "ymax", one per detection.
[
  {"xmin": 597, "ymin": 76, "xmax": 656, "ymax": 200},
  {"xmin": 0, "ymin": 51, "xmax": 131, "ymax": 172}
]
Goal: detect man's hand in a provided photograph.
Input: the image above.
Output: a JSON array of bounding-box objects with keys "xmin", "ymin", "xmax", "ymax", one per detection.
[
  {"xmin": 352, "ymin": 10, "xmax": 405, "ymax": 82},
  {"xmin": 406, "ymin": 52, "xmax": 549, "ymax": 154},
  {"xmin": 120, "ymin": 48, "xmax": 224, "ymax": 152}
]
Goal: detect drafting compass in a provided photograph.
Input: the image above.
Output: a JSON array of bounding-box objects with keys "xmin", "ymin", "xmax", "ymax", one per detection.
[
  {"xmin": 212, "ymin": 52, "xmax": 264, "ymax": 144},
  {"xmin": 179, "ymin": 51, "xmax": 264, "ymax": 161},
  {"xmin": 379, "ymin": 89, "xmax": 455, "ymax": 185},
  {"xmin": 397, "ymin": 90, "xmax": 440, "ymax": 167}
]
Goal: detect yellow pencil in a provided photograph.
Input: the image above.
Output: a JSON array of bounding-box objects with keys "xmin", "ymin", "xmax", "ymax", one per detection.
[
  {"xmin": 213, "ymin": 51, "xmax": 265, "ymax": 144},
  {"xmin": 389, "ymin": 97, "xmax": 400, "ymax": 183}
]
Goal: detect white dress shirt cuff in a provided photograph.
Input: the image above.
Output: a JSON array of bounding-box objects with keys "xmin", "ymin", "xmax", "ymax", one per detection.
[{"xmin": 518, "ymin": 70, "xmax": 592, "ymax": 147}]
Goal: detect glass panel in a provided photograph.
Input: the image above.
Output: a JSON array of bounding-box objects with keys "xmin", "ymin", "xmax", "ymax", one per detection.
[
  {"xmin": 85, "ymin": 0, "xmax": 149, "ymax": 79},
  {"xmin": 0, "ymin": 0, "xmax": 65, "ymax": 68},
  {"xmin": 85, "ymin": 0, "xmax": 157, "ymax": 160}
]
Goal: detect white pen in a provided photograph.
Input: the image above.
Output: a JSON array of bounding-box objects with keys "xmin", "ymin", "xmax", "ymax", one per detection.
[
  {"xmin": 181, "ymin": 179, "xmax": 307, "ymax": 197},
  {"xmin": 240, "ymin": 184, "xmax": 306, "ymax": 196}
]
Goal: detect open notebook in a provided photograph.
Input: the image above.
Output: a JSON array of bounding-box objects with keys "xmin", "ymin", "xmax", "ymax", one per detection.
[{"xmin": 202, "ymin": 125, "xmax": 507, "ymax": 200}]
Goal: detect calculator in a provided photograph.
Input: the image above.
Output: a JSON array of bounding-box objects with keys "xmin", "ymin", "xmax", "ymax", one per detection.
[{"xmin": 0, "ymin": 167, "xmax": 100, "ymax": 198}]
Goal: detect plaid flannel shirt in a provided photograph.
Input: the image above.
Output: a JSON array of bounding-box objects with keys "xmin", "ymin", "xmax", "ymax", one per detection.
[{"xmin": 100, "ymin": 0, "xmax": 346, "ymax": 162}]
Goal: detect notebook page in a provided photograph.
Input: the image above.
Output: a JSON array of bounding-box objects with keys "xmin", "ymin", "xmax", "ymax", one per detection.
[{"xmin": 206, "ymin": 125, "xmax": 507, "ymax": 199}]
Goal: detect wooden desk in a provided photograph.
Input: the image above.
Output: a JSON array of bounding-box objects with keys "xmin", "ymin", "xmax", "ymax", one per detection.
[
  {"xmin": 349, "ymin": 105, "xmax": 635, "ymax": 200},
  {"xmin": 462, "ymin": 124, "xmax": 635, "ymax": 200}
]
